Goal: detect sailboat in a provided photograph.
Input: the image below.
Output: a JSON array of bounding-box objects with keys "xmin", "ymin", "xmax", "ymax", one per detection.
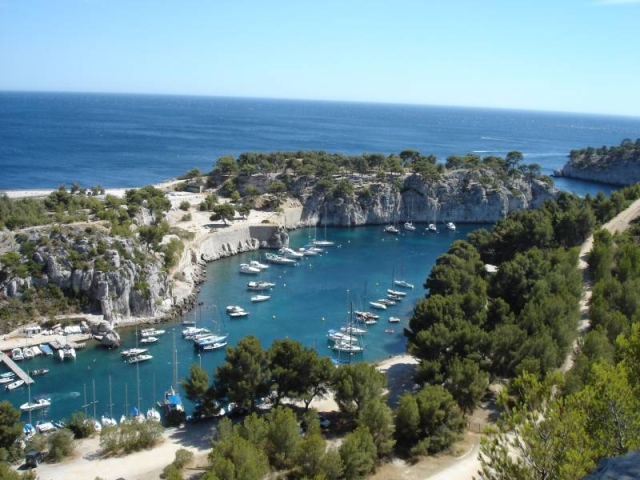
[
  {"xmin": 162, "ymin": 330, "xmax": 185, "ymax": 421},
  {"xmin": 101, "ymin": 376, "xmax": 117, "ymax": 427},
  {"xmin": 146, "ymin": 374, "xmax": 161, "ymax": 422},
  {"xmin": 427, "ymin": 198, "xmax": 438, "ymax": 233},
  {"xmin": 404, "ymin": 198, "xmax": 416, "ymax": 231},
  {"xmin": 332, "ymin": 303, "xmax": 365, "ymax": 354},
  {"xmin": 312, "ymin": 206, "xmax": 335, "ymax": 246},
  {"xmin": 195, "ymin": 306, "xmax": 229, "ymax": 350},
  {"xmin": 384, "ymin": 196, "xmax": 400, "ymax": 234}
]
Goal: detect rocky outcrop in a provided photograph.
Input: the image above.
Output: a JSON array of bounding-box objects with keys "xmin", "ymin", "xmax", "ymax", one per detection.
[
  {"xmin": 0, "ymin": 226, "xmax": 172, "ymax": 322},
  {"xmin": 557, "ymin": 140, "xmax": 640, "ymax": 186},
  {"xmin": 558, "ymin": 158, "xmax": 640, "ymax": 186},
  {"xmin": 294, "ymin": 169, "xmax": 555, "ymax": 226}
]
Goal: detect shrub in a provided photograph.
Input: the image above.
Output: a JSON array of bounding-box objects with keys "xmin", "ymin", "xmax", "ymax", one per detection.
[
  {"xmin": 67, "ymin": 412, "xmax": 95, "ymax": 439},
  {"xmin": 47, "ymin": 428, "xmax": 75, "ymax": 462},
  {"xmin": 179, "ymin": 201, "xmax": 191, "ymax": 211},
  {"xmin": 180, "ymin": 213, "xmax": 192, "ymax": 222}
]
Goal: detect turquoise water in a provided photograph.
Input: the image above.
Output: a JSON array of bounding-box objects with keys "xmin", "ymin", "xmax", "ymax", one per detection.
[{"xmin": 0, "ymin": 224, "xmax": 478, "ymax": 422}]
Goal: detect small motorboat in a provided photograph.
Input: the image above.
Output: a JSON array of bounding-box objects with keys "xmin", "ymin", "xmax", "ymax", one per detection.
[
  {"xmin": 140, "ymin": 328, "xmax": 165, "ymax": 337},
  {"xmin": 427, "ymin": 223, "xmax": 437, "ymax": 233},
  {"xmin": 387, "ymin": 289, "xmax": 407, "ymax": 297},
  {"xmin": 29, "ymin": 368, "xmax": 49, "ymax": 377},
  {"xmin": 22, "ymin": 347, "xmax": 35, "ymax": 360},
  {"xmin": 369, "ymin": 301, "xmax": 387, "ymax": 310},
  {"xmin": 246, "ymin": 281, "xmax": 275, "ymax": 291},
  {"xmin": 383, "ymin": 225, "xmax": 400, "ymax": 235},
  {"xmin": 388, "ymin": 317, "xmax": 401, "ymax": 324},
  {"xmin": 393, "ymin": 279, "xmax": 414, "ymax": 289},
  {"xmin": 446, "ymin": 221, "xmax": 456, "ymax": 231},
  {"xmin": 228, "ymin": 310, "xmax": 249, "ymax": 318},
  {"xmin": 279, "ymin": 247, "xmax": 304, "ymax": 259},
  {"xmin": 265, "ymin": 253, "xmax": 298, "ymax": 265},
  {"xmin": 36, "ymin": 421, "xmax": 55, "ymax": 433},
  {"xmin": 128, "ymin": 354, "xmax": 153, "ymax": 364},
  {"xmin": 385, "ymin": 329, "xmax": 395, "ymax": 334},
  {"xmin": 249, "ymin": 260, "xmax": 269, "ymax": 270},
  {"xmin": 0, "ymin": 374, "xmax": 16, "ymax": 384},
  {"xmin": 332, "ymin": 341, "xmax": 365, "ymax": 353},
  {"xmin": 226, "ymin": 305, "xmax": 244, "ymax": 313},
  {"xmin": 121, "ymin": 348, "xmax": 149, "ymax": 357},
  {"xmin": 404, "ymin": 221, "xmax": 416, "ymax": 231},
  {"xmin": 202, "ymin": 340, "xmax": 228, "ymax": 351},
  {"xmin": 378, "ymin": 298, "xmax": 396, "ymax": 306},
  {"xmin": 340, "ymin": 325, "xmax": 367, "ymax": 335},
  {"xmin": 251, "ymin": 295, "xmax": 271, "ymax": 302},
  {"xmin": 5, "ymin": 379, "xmax": 25, "ymax": 391},
  {"xmin": 239, "ymin": 263, "xmax": 261, "ymax": 274},
  {"xmin": 355, "ymin": 311, "xmax": 380, "ymax": 321},
  {"xmin": 11, "ymin": 348, "xmax": 24, "ymax": 361},
  {"xmin": 20, "ymin": 398, "xmax": 51, "ymax": 412},
  {"xmin": 140, "ymin": 336, "xmax": 158, "ymax": 344}
]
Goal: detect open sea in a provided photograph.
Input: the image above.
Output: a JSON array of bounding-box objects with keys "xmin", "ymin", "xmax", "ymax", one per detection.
[{"xmin": 1, "ymin": 91, "xmax": 640, "ymax": 423}]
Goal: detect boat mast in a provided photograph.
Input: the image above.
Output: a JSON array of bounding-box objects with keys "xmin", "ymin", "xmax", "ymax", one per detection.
[
  {"xmin": 92, "ymin": 378, "xmax": 97, "ymax": 420},
  {"xmin": 108, "ymin": 375, "xmax": 113, "ymax": 419},
  {"xmin": 82, "ymin": 383, "xmax": 88, "ymax": 417},
  {"xmin": 136, "ymin": 360, "xmax": 141, "ymax": 411},
  {"xmin": 27, "ymin": 381, "xmax": 32, "ymax": 425},
  {"xmin": 172, "ymin": 329, "xmax": 178, "ymax": 388},
  {"xmin": 124, "ymin": 383, "xmax": 128, "ymax": 418}
]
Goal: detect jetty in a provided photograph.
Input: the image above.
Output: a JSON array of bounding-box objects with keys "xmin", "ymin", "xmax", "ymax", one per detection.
[{"xmin": 0, "ymin": 352, "xmax": 34, "ymax": 385}]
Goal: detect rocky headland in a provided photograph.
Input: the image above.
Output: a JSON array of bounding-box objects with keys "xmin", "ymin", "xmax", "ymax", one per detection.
[{"xmin": 556, "ymin": 138, "xmax": 640, "ymax": 186}]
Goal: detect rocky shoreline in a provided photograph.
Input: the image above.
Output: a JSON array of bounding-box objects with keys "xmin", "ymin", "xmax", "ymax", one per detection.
[{"xmin": 0, "ymin": 168, "xmax": 556, "ymax": 345}]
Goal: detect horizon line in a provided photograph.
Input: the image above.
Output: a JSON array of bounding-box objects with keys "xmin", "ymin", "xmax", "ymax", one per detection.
[{"xmin": 1, "ymin": 88, "xmax": 639, "ymax": 120}]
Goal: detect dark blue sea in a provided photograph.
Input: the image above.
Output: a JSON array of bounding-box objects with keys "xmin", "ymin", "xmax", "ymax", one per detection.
[
  {"xmin": 2, "ymin": 91, "xmax": 640, "ymax": 423},
  {"xmin": 2, "ymin": 91, "xmax": 640, "ymax": 194}
]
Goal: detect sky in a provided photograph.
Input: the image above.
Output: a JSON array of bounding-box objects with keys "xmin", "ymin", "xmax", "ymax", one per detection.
[{"xmin": 1, "ymin": 0, "xmax": 640, "ymax": 117}]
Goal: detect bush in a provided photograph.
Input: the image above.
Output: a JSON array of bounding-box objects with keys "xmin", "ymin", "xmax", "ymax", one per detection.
[
  {"xmin": 100, "ymin": 420, "xmax": 164, "ymax": 456},
  {"xmin": 179, "ymin": 201, "xmax": 191, "ymax": 211},
  {"xmin": 173, "ymin": 448, "xmax": 194, "ymax": 469},
  {"xmin": 180, "ymin": 213, "xmax": 192, "ymax": 222},
  {"xmin": 47, "ymin": 428, "xmax": 75, "ymax": 462},
  {"xmin": 67, "ymin": 412, "xmax": 95, "ymax": 439}
]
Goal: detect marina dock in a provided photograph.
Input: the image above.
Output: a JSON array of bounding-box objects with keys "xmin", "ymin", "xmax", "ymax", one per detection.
[{"xmin": 0, "ymin": 352, "xmax": 34, "ymax": 385}]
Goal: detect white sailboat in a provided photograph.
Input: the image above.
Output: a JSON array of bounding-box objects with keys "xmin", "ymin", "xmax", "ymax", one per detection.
[{"xmin": 312, "ymin": 206, "xmax": 335, "ymax": 246}]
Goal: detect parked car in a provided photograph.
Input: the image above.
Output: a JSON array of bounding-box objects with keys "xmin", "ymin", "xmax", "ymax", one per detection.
[
  {"xmin": 317, "ymin": 414, "xmax": 331, "ymax": 429},
  {"xmin": 25, "ymin": 450, "xmax": 44, "ymax": 468}
]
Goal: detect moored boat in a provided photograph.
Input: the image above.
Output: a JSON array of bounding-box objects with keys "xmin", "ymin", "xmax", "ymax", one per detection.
[
  {"xmin": 121, "ymin": 348, "xmax": 149, "ymax": 357},
  {"xmin": 140, "ymin": 328, "xmax": 165, "ymax": 337},
  {"xmin": 279, "ymin": 247, "xmax": 304, "ymax": 258},
  {"xmin": 383, "ymin": 225, "xmax": 400, "ymax": 235},
  {"xmin": 388, "ymin": 316, "xmax": 401, "ymax": 323},
  {"xmin": 249, "ymin": 260, "xmax": 269, "ymax": 270},
  {"xmin": 404, "ymin": 221, "xmax": 416, "ymax": 231},
  {"xmin": 29, "ymin": 368, "xmax": 49, "ymax": 377},
  {"xmin": 5, "ymin": 379, "xmax": 25, "ymax": 391},
  {"xmin": 251, "ymin": 294, "xmax": 270, "ymax": 302},
  {"xmin": 194, "ymin": 334, "xmax": 229, "ymax": 349},
  {"xmin": 327, "ymin": 329, "xmax": 358, "ymax": 344},
  {"xmin": 427, "ymin": 223, "xmax": 437, "ymax": 233},
  {"xmin": 265, "ymin": 253, "xmax": 298, "ymax": 265},
  {"xmin": 393, "ymin": 279, "xmax": 414, "ymax": 289},
  {"xmin": 246, "ymin": 281, "xmax": 275, "ymax": 291},
  {"xmin": 140, "ymin": 336, "xmax": 158, "ymax": 344},
  {"xmin": 369, "ymin": 301, "xmax": 387, "ymax": 310},
  {"xmin": 340, "ymin": 325, "xmax": 367, "ymax": 335},
  {"xmin": 11, "ymin": 348, "xmax": 24, "ymax": 361},
  {"xmin": 387, "ymin": 289, "xmax": 407, "ymax": 297},
  {"xmin": 332, "ymin": 341, "xmax": 365, "ymax": 353},
  {"xmin": 239, "ymin": 263, "xmax": 261, "ymax": 274},
  {"xmin": 128, "ymin": 354, "xmax": 153, "ymax": 364},
  {"xmin": 446, "ymin": 221, "xmax": 456, "ymax": 231},
  {"xmin": 0, "ymin": 374, "xmax": 15, "ymax": 384},
  {"xmin": 202, "ymin": 340, "xmax": 228, "ymax": 351}
]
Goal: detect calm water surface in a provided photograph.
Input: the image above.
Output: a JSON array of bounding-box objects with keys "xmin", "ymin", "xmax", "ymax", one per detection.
[{"xmin": 2, "ymin": 224, "xmax": 478, "ymax": 422}]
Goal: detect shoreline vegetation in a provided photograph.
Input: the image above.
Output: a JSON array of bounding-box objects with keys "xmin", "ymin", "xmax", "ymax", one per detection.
[{"xmin": 4, "ymin": 145, "xmax": 640, "ymax": 478}]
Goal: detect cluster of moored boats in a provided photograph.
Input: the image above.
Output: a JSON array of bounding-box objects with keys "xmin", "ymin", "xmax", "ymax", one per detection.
[{"xmin": 385, "ymin": 220, "xmax": 456, "ymax": 235}]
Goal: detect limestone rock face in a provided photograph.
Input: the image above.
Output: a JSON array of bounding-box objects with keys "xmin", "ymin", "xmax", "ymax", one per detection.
[
  {"xmin": 296, "ymin": 169, "xmax": 556, "ymax": 227},
  {"xmin": 0, "ymin": 227, "xmax": 172, "ymax": 322},
  {"xmin": 559, "ymin": 158, "xmax": 640, "ymax": 186}
]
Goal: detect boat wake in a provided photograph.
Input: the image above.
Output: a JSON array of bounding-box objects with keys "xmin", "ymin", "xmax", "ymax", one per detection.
[{"xmin": 50, "ymin": 391, "xmax": 81, "ymax": 400}]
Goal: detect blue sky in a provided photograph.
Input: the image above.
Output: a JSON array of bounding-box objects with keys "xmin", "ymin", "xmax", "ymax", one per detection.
[{"xmin": 1, "ymin": 0, "xmax": 639, "ymax": 116}]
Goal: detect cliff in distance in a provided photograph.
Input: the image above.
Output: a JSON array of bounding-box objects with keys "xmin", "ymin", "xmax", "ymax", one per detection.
[
  {"xmin": 295, "ymin": 169, "xmax": 555, "ymax": 227},
  {"xmin": 557, "ymin": 138, "xmax": 640, "ymax": 186}
]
